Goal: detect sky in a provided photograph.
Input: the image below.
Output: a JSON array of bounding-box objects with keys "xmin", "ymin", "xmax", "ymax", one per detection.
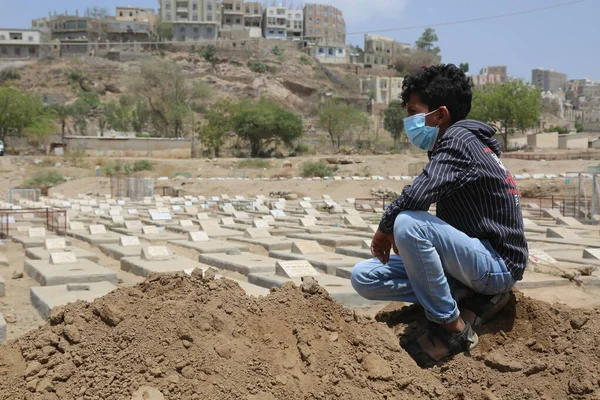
[{"xmin": 0, "ymin": 0, "xmax": 597, "ymax": 82}]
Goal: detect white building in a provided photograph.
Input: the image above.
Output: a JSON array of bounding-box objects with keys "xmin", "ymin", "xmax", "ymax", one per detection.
[
  {"xmin": 0, "ymin": 29, "xmax": 42, "ymax": 59},
  {"xmin": 307, "ymin": 43, "xmax": 348, "ymax": 64},
  {"xmin": 158, "ymin": 0, "xmax": 219, "ymax": 41},
  {"xmin": 263, "ymin": 6, "xmax": 287, "ymax": 39}
]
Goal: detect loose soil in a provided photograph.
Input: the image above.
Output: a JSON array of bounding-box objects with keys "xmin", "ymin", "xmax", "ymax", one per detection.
[{"xmin": 0, "ymin": 272, "xmax": 599, "ymax": 400}]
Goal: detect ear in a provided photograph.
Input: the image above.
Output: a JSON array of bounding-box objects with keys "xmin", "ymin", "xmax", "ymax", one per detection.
[{"xmin": 437, "ymin": 106, "xmax": 451, "ymax": 126}]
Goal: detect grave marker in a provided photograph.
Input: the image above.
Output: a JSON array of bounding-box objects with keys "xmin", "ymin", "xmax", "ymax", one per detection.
[
  {"xmin": 528, "ymin": 249, "xmax": 559, "ymax": 268},
  {"xmin": 142, "ymin": 225, "xmax": 159, "ymax": 235},
  {"xmin": 300, "ymin": 201, "xmax": 312, "ymax": 209},
  {"xmin": 233, "ymin": 212, "xmax": 249, "ymax": 219},
  {"xmin": 120, "ymin": 236, "xmax": 140, "ymax": 247},
  {"xmin": 179, "ymin": 220, "xmax": 194, "ymax": 227},
  {"xmin": 28, "ymin": 228, "xmax": 46, "ymax": 238},
  {"xmin": 583, "ymin": 249, "xmax": 600, "ymax": 260},
  {"xmin": 185, "ymin": 206, "xmax": 199, "ymax": 214},
  {"xmin": 546, "ymin": 228, "xmax": 579, "ymax": 239},
  {"xmin": 69, "ymin": 222, "xmax": 85, "ymax": 231},
  {"xmin": 262, "ymin": 216, "xmax": 275, "ymax": 223},
  {"xmin": 111, "ymin": 216, "xmax": 125, "ymax": 225},
  {"xmin": 45, "ymin": 238, "xmax": 66, "ymax": 250},
  {"xmin": 276, "ymin": 260, "xmax": 320, "ymax": 279},
  {"xmin": 343, "ymin": 216, "xmax": 368, "ymax": 228},
  {"xmin": 125, "ymin": 220, "xmax": 143, "ymax": 231},
  {"xmin": 151, "ymin": 213, "xmax": 172, "ymax": 221},
  {"xmin": 189, "ymin": 231, "xmax": 210, "ymax": 242},
  {"xmin": 50, "ymin": 251, "xmax": 78, "ymax": 265},
  {"xmin": 253, "ymin": 219, "xmax": 270, "ymax": 229},
  {"xmin": 128, "ymin": 209, "xmax": 138, "ymax": 215},
  {"xmin": 141, "ymin": 246, "xmax": 175, "ymax": 261},
  {"xmin": 291, "ymin": 241, "xmax": 325, "ymax": 255},
  {"xmin": 299, "ymin": 218, "xmax": 316, "ymax": 227},
  {"xmin": 196, "ymin": 213, "xmax": 211, "ymax": 220},
  {"xmin": 244, "ymin": 228, "xmax": 272, "ymax": 238},
  {"xmin": 270, "ymin": 210, "xmax": 285, "ymax": 217},
  {"xmin": 89, "ymin": 225, "xmax": 106, "ymax": 235},
  {"xmin": 199, "ymin": 220, "xmax": 220, "ymax": 231},
  {"xmin": 221, "ymin": 218, "xmax": 235, "ymax": 226}
]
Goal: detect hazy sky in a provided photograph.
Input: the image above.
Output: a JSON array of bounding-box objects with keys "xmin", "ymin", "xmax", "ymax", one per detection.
[{"xmin": 1, "ymin": 0, "xmax": 597, "ymax": 81}]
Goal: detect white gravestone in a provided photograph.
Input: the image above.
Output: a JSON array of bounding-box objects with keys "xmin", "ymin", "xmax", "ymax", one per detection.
[
  {"xmin": 28, "ymin": 228, "xmax": 46, "ymax": 238},
  {"xmin": 244, "ymin": 228, "xmax": 272, "ymax": 239},
  {"xmin": 141, "ymin": 246, "xmax": 175, "ymax": 261},
  {"xmin": 291, "ymin": 241, "xmax": 325, "ymax": 255},
  {"xmin": 142, "ymin": 225, "xmax": 159, "ymax": 235},
  {"xmin": 125, "ymin": 220, "xmax": 143, "ymax": 231},
  {"xmin": 528, "ymin": 249, "xmax": 559, "ymax": 268},
  {"xmin": 221, "ymin": 218, "xmax": 235, "ymax": 226},
  {"xmin": 45, "ymin": 238, "xmax": 66, "ymax": 251},
  {"xmin": 179, "ymin": 220, "xmax": 194, "ymax": 227},
  {"xmin": 89, "ymin": 225, "xmax": 106, "ymax": 235},
  {"xmin": 50, "ymin": 252, "xmax": 78, "ymax": 265},
  {"xmin": 253, "ymin": 219, "xmax": 270, "ymax": 229},
  {"xmin": 276, "ymin": 260, "xmax": 320, "ymax": 279},
  {"xmin": 299, "ymin": 218, "xmax": 316, "ymax": 227},
  {"xmin": 189, "ymin": 231, "xmax": 210, "ymax": 242},
  {"xmin": 69, "ymin": 222, "xmax": 85, "ymax": 231},
  {"xmin": 120, "ymin": 236, "xmax": 140, "ymax": 247},
  {"xmin": 583, "ymin": 249, "xmax": 600, "ymax": 260},
  {"xmin": 111, "ymin": 216, "xmax": 125, "ymax": 225}
]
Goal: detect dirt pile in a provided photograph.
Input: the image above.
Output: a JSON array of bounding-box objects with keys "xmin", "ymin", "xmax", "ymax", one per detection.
[{"xmin": 0, "ymin": 271, "xmax": 599, "ymax": 400}]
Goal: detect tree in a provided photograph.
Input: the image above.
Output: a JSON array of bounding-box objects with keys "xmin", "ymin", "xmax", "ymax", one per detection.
[
  {"xmin": 383, "ymin": 100, "xmax": 408, "ymax": 145},
  {"xmin": 69, "ymin": 92, "xmax": 99, "ymax": 135},
  {"xmin": 459, "ymin": 63, "xmax": 470, "ymax": 73},
  {"xmin": 575, "ymin": 121, "xmax": 584, "ymax": 133},
  {"xmin": 0, "ymin": 87, "xmax": 50, "ymax": 141},
  {"xmin": 415, "ymin": 28, "xmax": 440, "ymax": 55},
  {"xmin": 50, "ymin": 103, "xmax": 72, "ymax": 142},
  {"xmin": 200, "ymin": 99, "xmax": 234, "ymax": 158},
  {"xmin": 470, "ymin": 79, "xmax": 541, "ymax": 150},
  {"xmin": 131, "ymin": 59, "xmax": 210, "ymax": 138},
  {"xmin": 317, "ymin": 99, "xmax": 370, "ymax": 148},
  {"xmin": 231, "ymin": 98, "xmax": 303, "ymax": 158},
  {"xmin": 157, "ymin": 23, "xmax": 173, "ymax": 41}
]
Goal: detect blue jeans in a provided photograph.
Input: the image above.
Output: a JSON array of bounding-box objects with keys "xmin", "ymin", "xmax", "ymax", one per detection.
[{"xmin": 351, "ymin": 211, "xmax": 515, "ymax": 324}]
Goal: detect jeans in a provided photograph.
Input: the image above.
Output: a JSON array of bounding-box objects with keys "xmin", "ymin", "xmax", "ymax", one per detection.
[{"xmin": 351, "ymin": 211, "xmax": 515, "ymax": 324}]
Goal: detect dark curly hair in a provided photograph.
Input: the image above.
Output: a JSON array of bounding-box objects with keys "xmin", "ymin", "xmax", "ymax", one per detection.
[{"xmin": 400, "ymin": 64, "xmax": 472, "ymax": 123}]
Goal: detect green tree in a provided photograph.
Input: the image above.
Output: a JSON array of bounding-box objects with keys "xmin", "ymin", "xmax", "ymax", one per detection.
[
  {"xmin": 575, "ymin": 121, "xmax": 584, "ymax": 133},
  {"xmin": 131, "ymin": 59, "xmax": 210, "ymax": 138},
  {"xmin": 50, "ymin": 103, "xmax": 72, "ymax": 142},
  {"xmin": 470, "ymin": 79, "xmax": 541, "ymax": 150},
  {"xmin": 0, "ymin": 87, "xmax": 50, "ymax": 141},
  {"xmin": 231, "ymin": 98, "xmax": 303, "ymax": 158},
  {"xmin": 103, "ymin": 99, "xmax": 132, "ymax": 132},
  {"xmin": 415, "ymin": 28, "xmax": 440, "ymax": 55},
  {"xmin": 383, "ymin": 100, "xmax": 408, "ymax": 145},
  {"xmin": 317, "ymin": 99, "xmax": 369, "ymax": 148},
  {"xmin": 200, "ymin": 99, "xmax": 233, "ymax": 158},
  {"xmin": 69, "ymin": 92, "xmax": 99, "ymax": 135},
  {"xmin": 157, "ymin": 23, "xmax": 173, "ymax": 41},
  {"xmin": 459, "ymin": 63, "xmax": 470, "ymax": 73}
]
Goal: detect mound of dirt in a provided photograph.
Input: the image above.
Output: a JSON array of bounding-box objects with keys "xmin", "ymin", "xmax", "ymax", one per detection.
[{"xmin": 1, "ymin": 271, "xmax": 599, "ymax": 400}]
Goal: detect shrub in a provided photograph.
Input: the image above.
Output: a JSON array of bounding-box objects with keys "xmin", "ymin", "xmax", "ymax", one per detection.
[
  {"xmin": 132, "ymin": 159, "xmax": 153, "ymax": 172},
  {"xmin": 271, "ymin": 46, "xmax": 283, "ymax": 56},
  {"xmin": 248, "ymin": 61, "xmax": 267, "ymax": 74},
  {"xmin": 299, "ymin": 55, "xmax": 312, "ymax": 65},
  {"xmin": 23, "ymin": 170, "xmax": 65, "ymax": 188},
  {"xmin": 66, "ymin": 70, "xmax": 83, "ymax": 83},
  {"xmin": 0, "ymin": 68, "xmax": 21, "ymax": 81},
  {"xmin": 237, "ymin": 158, "xmax": 271, "ymax": 169},
  {"xmin": 293, "ymin": 143, "xmax": 311, "ymax": 155},
  {"xmin": 300, "ymin": 160, "xmax": 334, "ymax": 178}
]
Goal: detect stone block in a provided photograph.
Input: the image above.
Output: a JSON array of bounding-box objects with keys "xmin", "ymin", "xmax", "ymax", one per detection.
[
  {"xmin": 244, "ymin": 228, "xmax": 271, "ymax": 239},
  {"xmin": 189, "ymin": 231, "xmax": 209, "ymax": 242},
  {"xmin": 120, "ymin": 236, "xmax": 140, "ymax": 247},
  {"xmin": 546, "ymin": 228, "xmax": 579, "ymax": 239},
  {"xmin": 583, "ymin": 249, "xmax": 600, "ymax": 260},
  {"xmin": 196, "ymin": 213, "xmax": 212, "ymax": 220},
  {"xmin": 179, "ymin": 219, "xmax": 194, "ymax": 227},
  {"xmin": 111, "ymin": 216, "xmax": 125, "ymax": 225},
  {"xmin": 199, "ymin": 253, "xmax": 277, "ymax": 275},
  {"xmin": 276, "ymin": 260, "xmax": 319, "ymax": 278},
  {"xmin": 28, "ymin": 227, "xmax": 46, "ymax": 238},
  {"xmin": 142, "ymin": 225, "xmax": 159, "ymax": 235},
  {"xmin": 233, "ymin": 212, "xmax": 249, "ymax": 219},
  {"xmin": 89, "ymin": 225, "xmax": 106, "ymax": 235},
  {"xmin": 220, "ymin": 218, "xmax": 235, "ymax": 226},
  {"xmin": 0, "ymin": 254, "xmax": 8, "ymax": 266},
  {"xmin": 141, "ymin": 246, "xmax": 175, "ymax": 262},
  {"xmin": 45, "ymin": 238, "xmax": 66, "ymax": 250},
  {"xmin": 50, "ymin": 252, "xmax": 78, "ymax": 265},
  {"xmin": 69, "ymin": 222, "xmax": 85, "ymax": 231},
  {"xmin": 199, "ymin": 220, "xmax": 220, "ymax": 231},
  {"xmin": 556, "ymin": 217, "xmax": 584, "ymax": 227},
  {"xmin": 30, "ymin": 282, "xmax": 117, "ymax": 320},
  {"xmin": 528, "ymin": 249, "xmax": 559, "ymax": 269},
  {"xmin": 343, "ymin": 216, "xmax": 368, "ymax": 228},
  {"xmin": 24, "ymin": 259, "xmax": 118, "ymax": 286},
  {"xmin": 299, "ymin": 218, "xmax": 316, "ymax": 227},
  {"xmin": 253, "ymin": 219, "xmax": 270, "ymax": 229},
  {"xmin": 291, "ymin": 241, "xmax": 325, "ymax": 255}
]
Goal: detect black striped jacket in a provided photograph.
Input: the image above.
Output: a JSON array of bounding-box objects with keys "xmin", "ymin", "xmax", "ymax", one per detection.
[{"xmin": 379, "ymin": 119, "xmax": 528, "ymax": 281}]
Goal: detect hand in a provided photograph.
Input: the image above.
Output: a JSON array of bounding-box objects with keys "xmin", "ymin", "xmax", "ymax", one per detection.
[{"xmin": 371, "ymin": 229, "xmax": 398, "ymax": 265}]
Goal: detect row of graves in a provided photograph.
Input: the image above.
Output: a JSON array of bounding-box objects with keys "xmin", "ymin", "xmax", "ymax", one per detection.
[{"xmin": 1, "ymin": 193, "xmax": 599, "ymax": 343}]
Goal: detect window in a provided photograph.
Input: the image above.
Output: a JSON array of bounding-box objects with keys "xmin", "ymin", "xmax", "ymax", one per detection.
[
  {"xmin": 337, "ymin": 48, "xmax": 343, "ymax": 54},
  {"xmin": 318, "ymin": 48, "xmax": 324, "ymax": 54},
  {"xmin": 165, "ymin": 3, "xmax": 171, "ymax": 9},
  {"xmin": 193, "ymin": 27, "xmax": 199, "ymax": 33},
  {"xmin": 207, "ymin": 2, "xmax": 212, "ymax": 10},
  {"xmin": 15, "ymin": 47, "xmax": 21, "ymax": 56},
  {"xmin": 328, "ymin": 48, "xmax": 334, "ymax": 55},
  {"xmin": 269, "ymin": 30, "xmax": 274, "ymax": 34},
  {"xmin": 180, "ymin": 26, "xmax": 185, "ymax": 33},
  {"xmin": 0, "ymin": 47, "xmax": 6, "ymax": 55},
  {"xmin": 269, "ymin": 10, "xmax": 274, "ymax": 15},
  {"xmin": 192, "ymin": 3, "xmax": 197, "ymax": 10},
  {"xmin": 119, "ymin": 11, "xmax": 123, "ymax": 16},
  {"xmin": 207, "ymin": 27, "xmax": 213, "ymax": 34},
  {"xmin": 192, "ymin": 15, "xmax": 198, "ymax": 21},
  {"xmin": 166, "ymin": 12, "xmax": 172, "ymax": 19},
  {"xmin": 207, "ymin": 15, "xmax": 212, "ymax": 21},
  {"xmin": 295, "ymin": 13, "xmax": 300, "ymax": 18},
  {"xmin": 28, "ymin": 36, "xmax": 33, "ymax": 42},
  {"xmin": 236, "ymin": 4, "xmax": 241, "ymax": 11},
  {"xmin": 245, "ymin": 6, "xmax": 249, "ymax": 13},
  {"xmin": 129, "ymin": 12, "xmax": 133, "ymax": 17},
  {"xmin": 29, "ymin": 47, "xmax": 35, "ymax": 55}
]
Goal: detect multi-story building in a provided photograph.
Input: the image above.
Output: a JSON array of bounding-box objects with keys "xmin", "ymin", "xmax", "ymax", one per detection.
[
  {"xmin": 0, "ymin": 29, "xmax": 42, "ymax": 59},
  {"xmin": 221, "ymin": 0, "xmax": 245, "ymax": 39},
  {"xmin": 159, "ymin": 0, "xmax": 220, "ymax": 41},
  {"xmin": 48, "ymin": 16, "xmax": 103, "ymax": 55},
  {"xmin": 286, "ymin": 8, "xmax": 303, "ymax": 39},
  {"xmin": 244, "ymin": 2, "xmax": 262, "ymax": 38},
  {"xmin": 470, "ymin": 66, "xmax": 510, "ymax": 87},
  {"xmin": 303, "ymin": 4, "xmax": 345, "ymax": 44},
  {"xmin": 359, "ymin": 76, "xmax": 404, "ymax": 105},
  {"xmin": 263, "ymin": 6, "xmax": 287, "ymax": 39},
  {"xmin": 105, "ymin": 7, "xmax": 158, "ymax": 42},
  {"xmin": 532, "ymin": 68, "xmax": 568, "ymax": 93},
  {"xmin": 306, "ymin": 42, "xmax": 348, "ymax": 64},
  {"xmin": 363, "ymin": 34, "xmax": 394, "ymax": 67}
]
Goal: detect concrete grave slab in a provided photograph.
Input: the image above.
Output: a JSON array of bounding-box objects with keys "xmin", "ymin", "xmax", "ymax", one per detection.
[
  {"xmin": 542, "ymin": 209, "xmax": 563, "ymax": 219},
  {"xmin": 221, "ymin": 218, "xmax": 235, "ymax": 226},
  {"xmin": 25, "ymin": 247, "xmax": 99, "ymax": 263},
  {"xmin": 169, "ymin": 234, "xmax": 249, "ymax": 254},
  {"xmin": 24, "ymin": 258, "xmax": 118, "ymax": 286},
  {"xmin": 28, "ymin": 227, "xmax": 46, "ymax": 238},
  {"xmin": 30, "ymin": 282, "xmax": 117, "ymax": 320},
  {"xmin": 125, "ymin": 220, "xmax": 144, "ymax": 231},
  {"xmin": 287, "ymin": 232, "xmax": 367, "ymax": 247},
  {"xmin": 121, "ymin": 254, "xmax": 203, "ymax": 278},
  {"xmin": 230, "ymin": 234, "xmax": 296, "ymax": 251},
  {"xmin": 69, "ymin": 230, "xmax": 121, "ymax": 246},
  {"xmin": 98, "ymin": 242, "xmax": 143, "ymax": 260},
  {"xmin": 547, "ymin": 227, "xmax": 580, "ymax": 239},
  {"xmin": 243, "ymin": 228, "xmax": 271, "ymax": 238},
  {"xmin": 343, "ymin": 216, "xmax": 368, "ymax": 229},
  {"xmin": 556, "ymin": 217, "xmax": 584, "ymax": 227},
  {"xmin": 248, "ymin": 273, "xmax": 383, "ymax": 308},
  {"xmin": 528, "ymin": 249, "xmax": 560, "ymax": 269},
  {"xmin": 269, "ymin": 248, "xmax": 365, "ymax": 276},
  {"xmin": 584, "ymin": 249, "xmax": 600, "ymax": 260},
  {"xmin": 89, "ymin": 225, "xmax": 106, "ymax": 235},
  {"xmin": 291, "ymin": 241, "xmax": 325, "ymax": 254},
  {"xmin": 45, "ymin": 238, "xmax": 66, "ymax": 250},
  {"xmin": 199, "ymin": 252, "xmax": 277, "ymax": 275},
  {"xmin": 253, "ymin": 219, "xmax": 270, "ymax": 229},
  {"xmin": 12, "ymin": 234, "xmax": 72, "ymax": 249}
]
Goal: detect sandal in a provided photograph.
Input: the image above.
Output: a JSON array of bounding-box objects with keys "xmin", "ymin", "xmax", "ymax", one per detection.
[
  {"xmin": 460, "ymin": 292, "xmax": 511, "ymax": 327},
  {"xmin": 402, "ymin": 321, "xmax": 479, "ymax": 368}
]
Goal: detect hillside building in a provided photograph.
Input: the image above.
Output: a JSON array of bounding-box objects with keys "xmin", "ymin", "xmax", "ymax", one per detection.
[
  {"xmin": 158, "ymin": 0, "xmax": 220, "ymax": 41},
  {"xmin": 532, "ymin": 68, "xmax": 568, "ymax": 93},
  {"xmin": 303, "ymin": 4, "xmax": 345, "ymax": 44},
  {"xmin": 0, "ymin": 29, "xmax": 42, "ymax": 59}
]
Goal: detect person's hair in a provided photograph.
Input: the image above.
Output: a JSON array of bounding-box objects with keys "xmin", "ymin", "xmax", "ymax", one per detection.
[{"xmin": 400, "ymin": 64, "xmax": 472, "ymax": 123}]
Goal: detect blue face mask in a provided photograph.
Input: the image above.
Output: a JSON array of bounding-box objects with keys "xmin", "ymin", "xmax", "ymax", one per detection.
[{"xmin": 403, "ymin": 109, "xmax": 440, "ymax": 151}]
